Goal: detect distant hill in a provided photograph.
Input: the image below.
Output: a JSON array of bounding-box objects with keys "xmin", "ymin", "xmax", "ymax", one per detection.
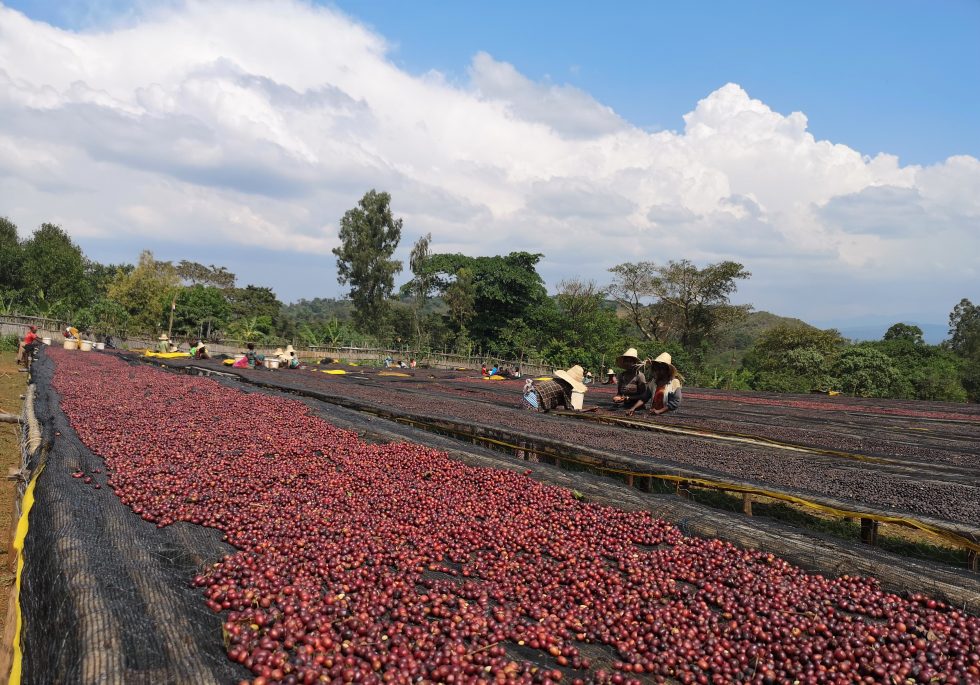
[
  {"xmin": 834, "ymin": 322, "xmax": 947, "ymax": 345},
  {"xmin": 706, "ymin": 311, "xmax": 814, "ymax": 367}
]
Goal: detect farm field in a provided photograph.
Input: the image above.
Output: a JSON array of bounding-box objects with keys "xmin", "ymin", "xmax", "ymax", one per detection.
[
  {"xmin": 152, "ymin": 356, "xmax": 980, "ymax": 531},
  {"xmin": 13, "ymin": 348, "xmax": 979, "ymax": 684}
]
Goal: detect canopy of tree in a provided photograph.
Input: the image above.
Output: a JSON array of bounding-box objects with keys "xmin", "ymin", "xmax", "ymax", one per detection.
[{"xmin": 1, "ymin": 204, "xmax": 975, "ymax": 403}]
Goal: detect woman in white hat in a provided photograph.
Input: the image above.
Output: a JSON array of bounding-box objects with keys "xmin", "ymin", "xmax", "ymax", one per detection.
[
  {"xmin": 155, "ymin": 333, "xmax": 177, "ymax": 353},
  {"xmin": 645, "ymin": 352, "xmax": 683, "ymax": 416},
  {"xmin": 190, "ymin": 340, "xmax": 210, "ymax": 359},
  {"xmin": 524, "ymin": 365, "xmax": 588, "ymax": 412},
  {"xmin": 612, "ymin": 348, "xmax": 647, "ymax": 406}
]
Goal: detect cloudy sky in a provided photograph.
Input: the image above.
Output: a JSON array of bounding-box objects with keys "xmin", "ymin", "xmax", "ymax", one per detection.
[{"xmin": 1, "ymin": 1, "xmax": 978, "ymax": 331}]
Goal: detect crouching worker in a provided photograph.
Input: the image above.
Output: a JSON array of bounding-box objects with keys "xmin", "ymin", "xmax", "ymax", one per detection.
[
  {"xmin": 189, "ymin": 340, "xmax": 210, "ymax": 359},
  {"xmin": 156, "ymin": 333, "xmax": 178, "ymax": 353},
  {"xmin": 233, "ymin": 342, "xmax": 264, "ymax": 368},
  {"xmin": 279, "ymin": 345, "xmax": 300, "ymax": 369},
  {"xmin": 612, "ymin": 348, "xmax": 647, "ymax": 411},
  {"xmin": 646, "ymin": 352, "xmax": 683, "ymax": 415},
  {"xmin": 521, "ymin": 365, "xmax": 587, "ymax": 412}
]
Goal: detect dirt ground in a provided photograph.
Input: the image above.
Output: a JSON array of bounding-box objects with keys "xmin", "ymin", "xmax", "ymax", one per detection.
[{"xmin": 0, "ymin": 352, "xmax": 26, "ymax": 637}]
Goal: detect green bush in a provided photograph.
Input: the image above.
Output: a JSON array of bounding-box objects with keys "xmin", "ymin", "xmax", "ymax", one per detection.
[{"xmin": 0, "ymin": 333, "xmax": 20, "ymax": 352}]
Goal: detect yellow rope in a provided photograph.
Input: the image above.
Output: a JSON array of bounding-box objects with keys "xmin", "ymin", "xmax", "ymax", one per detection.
[{"xmin": 8, "ymin": 464, "xmax": 44, "ymax": 685}]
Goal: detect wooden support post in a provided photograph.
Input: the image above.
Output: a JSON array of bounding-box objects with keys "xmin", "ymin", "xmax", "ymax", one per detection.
[
  {"xmin": 742, "ymin": 494, "xmax": 753, "ymax": 517},
  {"xmin": 637, "ymin": 476, "xmax": 652, "ymax": 493},
  {"xmin": 860, "ymin": 518, "xmax": 879, "ymax": 546},
  {"xmin": 675, "ymin": 481, "xmax": 691, "ymax": 500},
  {"xmin": 625, "ymin": 474, "xmax": 634, "ymax": 488},
  {"xmin": 968, "ymin": 551, "xmax": 979, "ymax": 573}
]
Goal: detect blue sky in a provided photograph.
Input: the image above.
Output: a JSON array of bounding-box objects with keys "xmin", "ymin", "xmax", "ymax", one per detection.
[
  {"xmin": 11, "ymin": 0, "xmax": 979, "ymax": 165},
  {"xmin": 1, "ymin": 0, "xmax": 978, "ymax": 332}
]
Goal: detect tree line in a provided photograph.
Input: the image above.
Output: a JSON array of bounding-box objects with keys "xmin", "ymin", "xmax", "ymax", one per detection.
[{"xmin": 3, "ymin": 190, "xmax": 978, "ymax": 402}]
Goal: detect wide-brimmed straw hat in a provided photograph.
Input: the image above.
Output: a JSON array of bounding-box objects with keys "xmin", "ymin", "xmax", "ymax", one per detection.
[
  {"xmin": 649, "ymin": 352, "xmax": 679, "ymax": 379},
  {"xmin": 284, "ymin": 345, "xmax": 296, "ymax": 355},
  {"xmin": 615, "ymin": 348, "xmax": 640, "ymax": 370},
  {"xmin": 606, "ymin": 368, "xmax": 615, "ymax": 376},
  {"xmin": 553, "ymin": 365, "xmax": 587, "ymax": 393},
  {"xmin": 158, "ymin": 333, "xmax": 170, "ymax": 341}
]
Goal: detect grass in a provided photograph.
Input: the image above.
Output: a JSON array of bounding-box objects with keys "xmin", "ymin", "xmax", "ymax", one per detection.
[{"xmin": 0, "ymin": 352, "xmax": 27, "ymax": 637}]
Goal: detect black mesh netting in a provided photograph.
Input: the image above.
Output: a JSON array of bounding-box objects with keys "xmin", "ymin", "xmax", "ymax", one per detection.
[
  {"xmin": 17, "ymin": 352, "xmax": 546, "ymax": 684},
  {"xmin": 20, "ymin": 352, "xmax": 250, "ymax": 685}
]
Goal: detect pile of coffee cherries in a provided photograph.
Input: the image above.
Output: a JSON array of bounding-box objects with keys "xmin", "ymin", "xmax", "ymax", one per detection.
[{"xmin": 51, "ymin": 350, "xmax": 980, "ymax": 684}]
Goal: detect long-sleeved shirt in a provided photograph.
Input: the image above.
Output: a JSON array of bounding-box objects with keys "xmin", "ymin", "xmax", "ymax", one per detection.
[
  {"xmin": 534, "ymin": 379, "xmax": 571, "ymax": 411},
  {"xmin": 617, "ymin": 369, "xmax": 646, "ymax": 398},
  {"xmin": 652, "ymin": 383, "xmax": 683, "ymax": 412}
]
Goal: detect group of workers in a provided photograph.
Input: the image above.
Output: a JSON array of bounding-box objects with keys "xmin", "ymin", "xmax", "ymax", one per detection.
[
  {"xmin": 522, "ymin": 347, "xmax": 683, "ymax": 415},
  {"xmin": 384, "ymin": 357, "xmax": 417, "ymax": 369},
  {"xmin": 482, "ymin": 363, "xmax": 522, "ymax": 379},
  {"xmin": 230, "ymin": 343, "xmax": 299, "ymax": 369}
]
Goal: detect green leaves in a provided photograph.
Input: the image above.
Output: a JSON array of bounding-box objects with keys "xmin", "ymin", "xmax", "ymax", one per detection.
[{"xmin": 332, "ymin": 190, "xmax": 404, "ymax": 334}]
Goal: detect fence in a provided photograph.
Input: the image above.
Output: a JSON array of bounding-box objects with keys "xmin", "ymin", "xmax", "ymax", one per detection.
[{"xmin": 0, "ymin": 315, "xmax": 554, "ymax": 375}]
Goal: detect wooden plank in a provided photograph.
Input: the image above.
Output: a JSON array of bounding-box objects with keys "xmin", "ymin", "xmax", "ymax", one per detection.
[{"xmin": 742, "ymin": 494, "xmax": 753, "ymax": 517}]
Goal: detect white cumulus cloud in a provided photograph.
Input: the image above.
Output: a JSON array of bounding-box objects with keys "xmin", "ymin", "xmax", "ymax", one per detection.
[{"xmin": 0, "ymin": 0, "xmax": 977, "ymax": 323}]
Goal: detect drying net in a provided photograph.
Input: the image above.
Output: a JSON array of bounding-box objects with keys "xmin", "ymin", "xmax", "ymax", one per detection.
[{"xmin": 18, "ymin": 353, "xmax": 249, "ymax": 684}]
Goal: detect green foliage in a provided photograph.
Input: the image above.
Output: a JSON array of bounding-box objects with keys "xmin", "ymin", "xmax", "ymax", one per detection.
[
  {"xmin": 0, "ymin": 217, "xmax": 24, "ymax": 293},
  {"xmin": 296, "ymin": 317, "xmax": 364, "ymax": 347},
  {"xmin": 427, "ymin": 252, "xmax": 548, "ymax": 348},
  {"xmin": 106, "ymin": 250, "xmax": 181, "ymax": 333},
  {"xmin": 744, "ymin": 325, "xmax": 846, "ymax": 392},
  {"xmin": 333, "ymin": 190, "xmax": 403, "ymax": 334},
  {"xmin": 83, "ymin": 261, "xmax": 130, "ymax": 301},
  {"xmin": 227, "ymin": 285, "xmax": 283, "ymax": 337},
  {"xmin": 697, "ymin": 367, "xmax": 754, "ymax": 391},
  {"xmin": 946, "ymin": 298, "xmax": 980, "ymax": 400},
  {"xmin": 868, "ymin": 331, "xmax": 967, "ymax": 401},
  {"xmin": 831, "ymin": 345, "xmax": 903, "ymax": 398},
  {"xmin": 227, "ymin": 316, "xmax": 274, "ymax": 342},
  {"xmin": 883, "ymin": 322, "xmax": 925, "ymax": 345},
  {"xmin": 21, "ymin": 223, "xmax": 88, "ymax": 314},
  {"xmin": 442, "ymin": 267, "xmax": 477, "ymax": 348},
  {"xmin": 607, "ymin": 259, "xmax": 751, "ymax": 357},
  {"xmin": 176, "ymin": 260, "xmax": 236, "ymax": 289},
  {"xmin": 948, "ymin": 298, "xmax": 980, "ymax": 357},
  {"xmin": 0, "ymin": 334, "xmax": 19, "ymax": 352},
  {"xmin": 173, "ymin": 285, "xmax": 231, "ymax": 340}
]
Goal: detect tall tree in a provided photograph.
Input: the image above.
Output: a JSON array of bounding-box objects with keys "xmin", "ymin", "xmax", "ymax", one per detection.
[
  {"xmin": 743, "ymin": 324, "xmax": 845, "ymax": 393},
  {"xmin": 176, "ymin": 260, "xmax": 237, "ymax": 289},
  {"xmin": 427, "ymin": 252, "xmax": 548, "ymax": 347},
  {"xmin": 948, "ymin": 299, "xmax": 980, "ymax": 357},
  {"xmin": 606, "ymin": 261, "xmax": 667, "ymax": 341},
  {"xmin": 947, "ymin": 298, "xmax": 980, "ymax": 400},
  {"xmin": 228, "ymin": 285, "xmax": 282, "ymax": 322},
  {"xmin": 443, "ymin": 267, "xmax": 476, "ymax": 347},
  {"xmin": 21, "ymin": 223, "xmax": 88, "ymax": 312},
  {"xmin": 608, "ymin": 259, "xmax": 751, "ymax": 354},
  {"xmin": 0, "ymin": 217, "xmax": 24, "ymax": 298},
  {"xmin": 106, "ymin": 251, "xmax": 181, "ymax": 333},
  {"xmin": 407, "ymin": 232, "xmax": 434, "ymax": 346},
  {"xmin": 174, "ymin": 285, "xmax": 232, "ymax": 340},
  {"xmin": 332, "ymin": 190, "xmax": 403, "ymax": 334},
  {"xmin": 883, "ymin": 322, "xmax": 925, "ymax": 345}
]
